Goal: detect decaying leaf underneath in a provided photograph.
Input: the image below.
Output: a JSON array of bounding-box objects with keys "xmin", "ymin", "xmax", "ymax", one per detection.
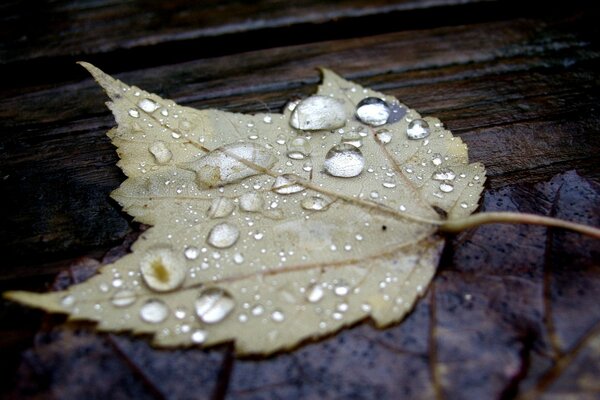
[{"xmin": 5, "ymin": 64, "xmax": 485, "ymax": 355}]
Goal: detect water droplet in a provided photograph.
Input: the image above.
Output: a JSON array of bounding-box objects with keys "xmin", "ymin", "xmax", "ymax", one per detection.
[
  {"xmin": 355, "ymin": 97, "xmax": 391, "ymax": 126},
  {"xmin": 375, "ymin": 129, "xmax": 392, "ymax": 144},
  {"xmin": 149, "ymin": 141, "xmax": 172, "ymax": 164},
  {"xmin": 286, "ymin": 137, "xmax": 311, "ymax": 160},
  {"xmin": 272, "ymin": 174, "xmax": 305, "ymax": 194},
  {"xmin": 382, "ymin": 177, "xmax": 396, "ymax": 188},
  {"xmin": 191, "ymin": 329, "xmax": 207, "ymax": 344},
  {"xmin": 194, "ymin": 288, "xmax": 235, "ymax": 324},
  {"xmin": 128, "ymin": 109, "xmax": 140, "ymax": 118},
  {"xmin": 432, "ymin": 168, "xmax": 456, "ymax": 181},
  {"xmin": 460, "ymin": 202, "xmax": 468, "ymax": 209},
  {"xmin": 302, "ymin": 161, "xmax": 313, "ymax": 172},
  {"xmin": 111, "ymin": 289, "xmax": 136, "ymax": 307},
  {"xmin": 207, "ymin": 197, "xmax": 235, "ymax": 218},
  {"xmin": 233, "ymin": 253, "xmax": 244, "ymax": 264},
  {"xmin": 431, "ymin": 153, "xmax": 443, "ymax": 166},
  {"xmin": 263, "ymin": 115, "xmax": 272, "ymax": 124},
  {"xmin": 439, "ymin": 182, "xmax": 454, "ymax": 193},
  {"xmin": 251, "ymin": 305, "xmax": 264, "ymax": 316},
  {"xmin": 138, "ymin": 98, "xmax": 159, "ymax": 113},
  {"xmin": 406, "ymin": 119, "xmax": 430, "ymax": 139},
  {"xmin": 185, "ymin": 142, "xmax": 276, "ymax": 187},
  {"xmin": 301, "ymin": 196, "xmax": 329, "ymax": 211},
  {"xmin": 140, "ymin": 248, "xmax": 186, "ymax": 292},
  {"xmin": 334, "ymin": 283, "xmax": 350, "ymax": 296},
  {"xmin": 184, "ymin": 246, "xmax": 200, "ymax": 260},
  {"xmin": 341, "ymin": 130, "xmax": 363, "ymax": 148},
  {"xmin": 323, "ymin": 143, "xmax": 365, "ymax": 178},
  {"xmin": 370, "ymin": 191, "xmax": 379, "ymax": 199},
  {"xmin": 207, "ymin": 223, "xmax": 240, "ymax": 248},
  {"xmin": 140, "ymin": 299, "xmax": 169, "ymax": 323},
  {"xmin": 160, "ymin": 108, "xmax": 169, "ymax": 116},
  {"xmin": 290, "ymin": 95, "xmax": 347, "ymax": 130},
  {"xmin": 271, "ymin": 310, "xmax": 285, "ymax": 322},
  {"xmin": 361, "ymin": 303, "xmax": 372, "ymax": 312},
  {"xmin": 253, "ymin": 232, "xmax": 264, "ymax": 240},
  {"xmin": 239, "ymin": 192, "xmax": 263, "ymax": 212},
  {"xmin": 306, "ymin": 283, "xmax": 324, "ymax": 303},
  {"xmin": 61, "ymin": 295, "xmax": 75, "ymax": 307}
]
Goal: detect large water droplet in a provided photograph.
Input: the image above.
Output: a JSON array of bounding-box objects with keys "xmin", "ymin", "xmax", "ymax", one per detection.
[
  {"xmin": 306, "ymin": 283, "xmax": 324, "ymax": 303},
  {"xmin": 239, "ymin": 192, "xmax": 263, "ymax": 212},
  {"xmin": 207, "ymin": 223, "xmax": 240, "ymax": 248},
  {"xmin": 406, "ymin": 119, "xmax": 430, "ymax": 139},
  {"xmin": 111, "ymin": 289, "xmax": 137, "ymax": 307},
  {"xmin": 355, "ymin": 97, "xmax": 391, "ymax": 126},
  {"xmin": 140, "ymin": 248, "xmax": 186, "ymax": 292},
  {"xmin": 195, "ymin": 288, "xmax": 235, "ymax": 324},
  {"xmin": 207, "ymin": 197, "xmax": 235, "ymax": 218},
  {"xmin": 272, "ymin": 174, "xmax": 305, "ymax": 194},
  {"xmin": 432, "ymin": 168, "xmax": 456, "ymax": 181},
  {"xmin": 138, "ymin": 98, "xmax": 159, "ymax": 113},
  {"xmin": 301, "ymin": 196, "xmax": 329, "ymax": 211},
  {"xmin": 286, "ymin": 137, "xmax": 311, "ymax": 160},
  {"xmin": 375, "ymin": 129, "xmax": 392, "ymax": 144},
  {"xmin": 183, "ymin": 142, "xmax": 276, "ymax": 187},
  {"xmin": 149, "ymin": 141, "xmax": 172, "ymax": 164},
  {"xmin": 323, "ymin": 144, "xmax": 365, "ymax": 178},
  {"xmin": 140, "ymin": 299, "xmax": 169, "ymax": 323},
  {"xmin": 290, "ymin": 95, "xmax": 347, "ymax": 130}
]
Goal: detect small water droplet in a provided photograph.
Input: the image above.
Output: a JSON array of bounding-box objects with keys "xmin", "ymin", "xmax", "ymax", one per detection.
[
  {"xmin": 382, "ymin": 177, "xmax": 396, "ymax": 188},
  {"xmin": 432, "ymin": 168, "xmax": 456, "ymax": 181},
  {"xmin": 191, "ymin": 329, "xmax": 207, "ymax": 344},
  {"xmin": 439, "ymin": 182, "xmax": 454, "ymax": 193},
  {"xmin": 253, "ymin": 232, "xmax": 264, "ymax": 240},
  {"xmin": 334, "ymin": 283, "xmax": 350, "ymax": 296},
  {"xmin": 355, "ymin": 97, "xmax": 390, "ymax": 126},
  {"xmin": 233, "ymin": 253, "xmax": 244, "ymax": 264},
  {"xmin": 302, "ymin": 161, "xmax": 313, "ymax": 172},
  {"xmin": 128, "ymin": 109, "xmax": 140, "ymax": 118},
  {"xmin": 271, "ymin": 310, "xmax": 285, "ymax": 322},
  {"xmin": 286, "ymin": 137, "xmax": 311, "ymax": 160},
  {"xmin": 263, "ymin": 115, "xmax": 272, "ymax": 124},
  {"xmin": 290, "ymin": 95, "xmax": 347, "ymax": 130},
  {"xmin": 194, "ymin": 288, "xmax": 235, "ymax": 324},
  {"xmin": 361, "ymin": 303, "xmax": 372, "ymax": 312},
  {"xmin": 431, "ymin": 153, "xmax": 443, "ymax": 166},
  {"xmin": 406, "ymin": 119, "xmax": 430, "ymax": 139},
  {"xmin": 370, "ymin": 191, "xmax": 380, "ymax": 199},
  {"xmin": 111, "ymin": 289, "xmax": 136, "ymax": 307},
  {"xmin": 323, "ymin": 143, "xmax": 365, "ymax": 178},
  {"xmin": 207, "ymin": 197, "xmax": 235, "ymax": 218},
  {"xmin": 112, "ymin": 279, "xmax": 123, "ymax": 288},
  {"xmin": 460, "ymin": 202, "xmax": 468, "ymax": 209},
  {"xmin": 184, "ymin": 246, "xmax": 200, "ymax": 260},
  {"xmin": 272, "ymin": 174, "xmax": 305, "ymax": 194},
  {"xmin": 375, "ymin": 129, "xmax": 392, "ymax": 144},
  {"xmin": 239, "ymin": 192, "xmax": 263, "ymax": 212},
  {"xmin": 276, "ymin": 135, "xmax": 286, "ymax": 145},
  {"xmin": 160, "ymin": 108, "xmax": 169, "ymax": 116},
  {"xmin": 61, "ymin": 295, "xmax": 75, "ymax": 307},
  {"xmin": 306, "ymin": 283, "xmax": 324, "ymax": 303},
  {"xmin": 301, "ymin": 196, "xmax": 329, "ymax": 211},
  {"xmin": 140, "ymin": 299, "xmax": 169, "ymax": 323},
  {"xmin": 207, "ymin": 223, "xmax": 240, "ymax": 249},
  {"xmin": 138, "ymin": 98, "xmax": 159, "ymax": 113},
  {"xmin": 149, "ymin": 141, "xmax": 172, "ymax": 164},
  {"xmin": 251, "ymin": 304, "xmax": 264, "ymax": 316}
]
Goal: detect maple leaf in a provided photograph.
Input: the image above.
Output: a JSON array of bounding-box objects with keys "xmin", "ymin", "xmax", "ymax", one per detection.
[{"xmin": 5, "ymin": 62, "xmax": 530, "ymax": 356}]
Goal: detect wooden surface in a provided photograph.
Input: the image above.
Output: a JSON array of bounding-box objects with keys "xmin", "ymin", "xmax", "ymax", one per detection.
[{"xmin": 1, "ymin": 0, "xmax": 599, "ymax": 398}]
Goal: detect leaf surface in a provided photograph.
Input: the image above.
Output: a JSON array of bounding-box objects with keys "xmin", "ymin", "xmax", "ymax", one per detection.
[{"xmin": 6, "ymin": 64, "xmax": 485, "ymax": 354}]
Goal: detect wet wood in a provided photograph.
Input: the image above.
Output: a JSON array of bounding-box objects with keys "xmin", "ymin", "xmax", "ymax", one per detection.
[{"xmin": 1, "ymin": 0, "xmax": 599, "ymax": 398}]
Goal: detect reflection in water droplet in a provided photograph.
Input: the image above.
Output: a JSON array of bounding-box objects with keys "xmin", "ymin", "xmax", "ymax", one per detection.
[
  {"xmin": 138, "ymin": 98, "xmax": 159, "ymax": 113},
  {"xmin": 406, "ymin": 119, "xmax": 430, "ymax": 139},
  {"xmin": 195, "ymin": 288, "xmax": 235, "ymax": 324},
  {"xmin": 207, "ymin": 223, "xmax": 240, "ymax": 248},
  {"xmin": 433, "ymin": 168, "xmax": 456, "ymax": 181},
  {"xmin": 323, "ymin": 144, "xmax": 365, "ymax": 178},
  {"xmin": 439, "ymin": 182, "xmax": 454, "ymax": 193},
  {"xmin": 306, "ymin": 284, "xmax": 324, "ymax": 303},
  {"xmin": 355, "ymin": 97, "xmax": 391, "ymax": 126},
  {"xmin": 111, "ymin": 289, "xmax": 137, "ymax": 307},
  {"xmin": 239, "ymin": 192, "xmax": 263, "ymax": 212},
  {"xmin": 290, "ymin": 95, "xmax": 347, "ymax": 130},
  {"xmin": 140, "ymin": 299, "xmax": 169, "ymax": 323},
  {"xmin": 191, "ymin": 329, "xmax": 207, "ymax": 344},
  {"xmin": 286, "ymin": 137, "xmax": 311, "ymax": 160},
  {"xmin": 128, "ymin": 109, "xmax": 140, "ymax": 118},
  {"xmin": 271, "ymin": 310, "xmax": 285, "ymax": 322},
  {"xmin": 207, "ymin": 197, "xmax": 235, "ymax": 218},
  {"xmin": 149, "ymin": 141, "xmax": 172, "ymax": 164},
  {"xmin": 184, "ymin": 246, "xmax": 200, "ymax": 260},
  {"xmin": 140, "ymin": 248, "xmax": 186, "ymax": 292},
  {"xmin": 301, "ymin": 196, "xmax": 329, "ymax": 211},
  {"xmin": 375, "ymin": 129, "xmax": 392, "ymax": 144},
  {"xmin": 272, "ymin": 174, "xmax": 305, "ymax": 194}
]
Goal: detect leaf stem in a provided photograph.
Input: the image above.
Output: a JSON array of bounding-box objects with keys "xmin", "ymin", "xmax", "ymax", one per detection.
[{"xmin": 440, "ymin": 211, "xmax": 600, "ymax": 239}]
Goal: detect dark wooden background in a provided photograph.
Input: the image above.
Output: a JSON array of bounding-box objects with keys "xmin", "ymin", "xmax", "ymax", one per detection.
[{"xmin": 1, "ymin": 0, "xmax": 599, "ymax": 399}]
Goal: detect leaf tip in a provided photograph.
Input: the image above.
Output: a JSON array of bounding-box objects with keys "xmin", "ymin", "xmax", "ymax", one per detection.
[{"xmin": 4, "ymin": 290, "xmax": 65, "ymax": 313}]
